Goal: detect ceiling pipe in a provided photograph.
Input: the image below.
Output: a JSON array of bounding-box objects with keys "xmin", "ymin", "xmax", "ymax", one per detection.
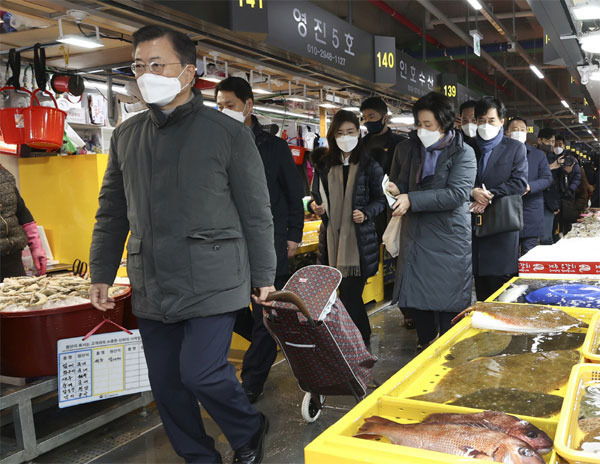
[
  {"xmin": 415, "ymin": 0, "xmax": 578, "ymax": 139},
  {"xmin": 429, "ymin": 10, "xmax": 535, "ymax": 26},
  {"xmin": 406, "ymin": 38, "xmax": 542, "ymax": 60},
  {"xmin": 368, "ymin": 0, "xmax": 510, "ymax": 95},
  {"xmin": 475, "ymin": 2, "xmax": 580, "ymax": 138}
]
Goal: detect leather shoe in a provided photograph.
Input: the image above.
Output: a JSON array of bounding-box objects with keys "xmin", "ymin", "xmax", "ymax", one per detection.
[
  {"xmin": 232, "ymin": 413, "xmax": 269, "ymax": 464},
  {"xmin": 244, "ymin": 388, "xmax": 263, "ymax": 404}
]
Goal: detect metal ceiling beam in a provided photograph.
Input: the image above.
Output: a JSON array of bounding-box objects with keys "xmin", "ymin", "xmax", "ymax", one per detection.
[
  {"xmin": 429, "ymin": 10, "xmax": 535, "ymax": 27},
  {"xmin": 415, "ymin": 0, "xmax": 579, "ymax": 140}
]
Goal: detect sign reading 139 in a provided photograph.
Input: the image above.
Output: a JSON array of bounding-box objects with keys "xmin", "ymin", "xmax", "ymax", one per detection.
[
  {"xmin": 377, "ymin": 51, "xmax": 394, "ymax": 69},
  {"xmin": 239, "ymin": 0, "xmax": 263, "ymax": 8},
  {"xmin": 443, "ymin": 84, "xmax": 457, "ymax": 98}
]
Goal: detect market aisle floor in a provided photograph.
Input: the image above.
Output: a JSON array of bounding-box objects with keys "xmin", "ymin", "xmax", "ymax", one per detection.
[{"xmin": 35, "ymin": 300, "xmax": 418, "ymax": 464}]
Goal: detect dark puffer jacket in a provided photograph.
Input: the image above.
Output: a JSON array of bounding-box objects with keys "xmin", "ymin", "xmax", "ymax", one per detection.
[
  {"xmin": 309, "ymin": 148, "xmax": 386, "ymax": 278},
  {"xmin": 0, "ymin": 166, "xmax": 30, "ymax": 256}
]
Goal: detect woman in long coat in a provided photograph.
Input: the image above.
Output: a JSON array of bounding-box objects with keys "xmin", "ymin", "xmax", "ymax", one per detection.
[
  {"xmin": 388, "ymin": 92, "xmax": 476, "ymax": 349},
  {"xmin": 309, "ymin": 110, "xmax": 386, "ymax": 344}
]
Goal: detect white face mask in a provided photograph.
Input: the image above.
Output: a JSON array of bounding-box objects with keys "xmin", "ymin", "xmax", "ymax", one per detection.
[
  {"xmin": 554, "ymin": 146, "xmax": 564, "ymax": 155},
  {"xmin": 462, "ymin": 123, "xmax": 477, "ymax": 138},
  {"xmin": 417, "ymin": 128, "xmax": 442, "ymax": 148},
  {"xmin": 336, "ymin": 135, "xmax": 359, "ymax": 153},
  {"xmin": 509, "ymin": 131, "xmax": 527, "ymax": 144},
  {"xmin": 477, "ymin": 123, "xmax": 501, "ymax": 141},
  {"xmin": 221, "ymin": 102, "xmax": 249, "ymax": 124},
  {"xmin": 137, "ymin": 66, "xmax": 190, "ymax": 107}
]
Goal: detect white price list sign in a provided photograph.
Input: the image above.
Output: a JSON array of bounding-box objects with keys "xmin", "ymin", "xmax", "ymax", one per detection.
[{"xmin": 57, "ymin": 329, "xmax": 150, "ymax": 408}]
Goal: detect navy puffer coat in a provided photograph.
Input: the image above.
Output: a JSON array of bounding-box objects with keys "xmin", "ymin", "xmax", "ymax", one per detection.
[{"xmin": 309, "ymin": 148, "xmax": 385, "ymax": 278}]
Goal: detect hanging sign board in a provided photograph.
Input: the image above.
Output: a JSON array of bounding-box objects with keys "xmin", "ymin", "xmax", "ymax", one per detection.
[
  {"xmin": 373, "ymin": 36, "xmax": 396, "ymax": 85},
  {"xmin": 470, "ymin": 30, "xmax": 482, "ymax": 57},
  {"xmin": 265, "ymin": 1, "xmax": 374, "ymax": 81},
  {"xmin": 57, "ymin": 329, "xmax": 150, "ymax": 408},
  {"xmin": 229, "ymin": 0, "xmax": 268, "ymax": 34},
  {"xmin": 393, "ymin": 50, "xmax": 438, "ymax": 98}
]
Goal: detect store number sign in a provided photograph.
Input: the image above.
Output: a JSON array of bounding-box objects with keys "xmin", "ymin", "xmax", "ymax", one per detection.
[
  {"xmin": 230, "ymin": 0, "xmax": 268, "ymax": 33},
  {"xmin": 266, "ymin": 1, "xmax": 374, "ymax": 81},
  {"xmin": 374, "ymin": 36, "xmax": 396, "ymax": 85}
]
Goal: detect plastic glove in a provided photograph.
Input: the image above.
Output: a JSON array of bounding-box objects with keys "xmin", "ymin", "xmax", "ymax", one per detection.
[{"xmin": 22, "ymin": 221, "xmax": 46, "ymax": 276}]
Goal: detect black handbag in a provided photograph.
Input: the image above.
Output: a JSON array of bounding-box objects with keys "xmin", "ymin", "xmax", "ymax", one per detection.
[{"xmin": 474, "ymin": 194, "xmax": 523, "ymax": 238}]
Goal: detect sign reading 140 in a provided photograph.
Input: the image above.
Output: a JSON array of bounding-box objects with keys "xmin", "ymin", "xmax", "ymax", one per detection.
[
  {"xmin": 239, "ymin": 0, "xmax": 263, "ymax": 8},
  {"xmin": 443, "ymin": 84, "xmax": 457, "ymax": 98},
  {"xmin": 376, "ymin": 51, "xmax": 394, "ymax": 69}
]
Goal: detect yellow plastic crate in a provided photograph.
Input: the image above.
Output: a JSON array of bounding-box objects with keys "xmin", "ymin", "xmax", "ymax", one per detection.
[
  {"xmin": 582, "ymin": 312, "xmax": 600, "ymax": 363},
  {"xmin": 306, "ymin": 308, "xmax": 595, "ymax": 464},
  {"xmin": 555, "ymin": 364, "xmax": 600, "ymax": 464},
  {"xmin": 305, "ymin": 397, "xmax": 558, "ymax": 463}
]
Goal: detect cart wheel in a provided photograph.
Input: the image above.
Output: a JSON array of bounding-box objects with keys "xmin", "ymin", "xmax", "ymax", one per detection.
[{"xmin": 301, "ymin": 393, "xmax": 325, "ymax": 423}]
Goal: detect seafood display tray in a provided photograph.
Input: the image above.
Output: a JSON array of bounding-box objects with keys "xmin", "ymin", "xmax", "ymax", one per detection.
[
  {"xmin": 0, "ymin": 287, "xmax": 131, "ymax": 378},
  {"xmin": 489, "ymin": 276, "xmax": 600, "ymax": 309},
  {"xmin": 305, "ymin": 308, "xmax": 596, "ymax": 464},
  {"xmin": 555, "ymin": 364, "xmax": 600, "ymax": 464},
  {"xmin": 582, "ymin": 312, "xmax": 600, "ymax": 363}
]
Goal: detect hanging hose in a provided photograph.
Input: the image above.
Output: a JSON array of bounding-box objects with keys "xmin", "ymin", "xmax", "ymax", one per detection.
[
  {"xmin": 33, "ymin": 43, "xmax": 47, "ymax": 90},
  {"xmin": 6, "ymin": 49, "xmax": 21, "ymax": 89}
]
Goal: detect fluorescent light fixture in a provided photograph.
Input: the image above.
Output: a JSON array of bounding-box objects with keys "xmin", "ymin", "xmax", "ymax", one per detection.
[
  {"xmin": 530, "ymin": 64, "xmax": 544, "ymax": 79},
  {"xmin": 202, "ymin": 76, "xmax": 223, "ymax": 83},
  {"xmin": 319, "ymin": 102, "xmax": 339, "ymax": 109},
  {"xmin": 84, "ymin": 81, "xmax": 127, "ymax": 93},
  {"xmin": 286, "ymin": 96, "xmax": 310, "ymax": 102},
  {"xmin": 573, "ymin": 3, "xmax": 600, "ymax": 20},
  {"xmin": 391, "ymin": 115, "xmax": 414, "ymax": 124},
  {"xmin": 253, "ymin": 88, "xmax": 272, "ymax": 95},
  {"xmin": 581, "ymin": 31, "xmax": 600, "ymax": 53},
  {"xmin": 203, "ymin": 101, "xmax": 217, "ymax": 108},
  {"xmin": 343, "ymin": 106, "xmax": 360, "ymax": 112},
  {"xmin": 588, "ymin": 129, "xmax": 593, "ymax": 134},
  {"xmin": 254, "ymin": 104, "xmax": 316, "ymax": 120},
  {"xmin": 561, "ymin": 100, "xmax": 570, "ymax": 108},
  {"xmin": 57, "ymin": 18, "xmax": 104, "ymax": 49},
  {"xmin": 467, "ymin": 0, "xmax": 483, "ymax": 10}
]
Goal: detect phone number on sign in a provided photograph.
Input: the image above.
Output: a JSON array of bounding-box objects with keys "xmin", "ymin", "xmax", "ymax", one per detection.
[{"xmin": 307, "ymin": 44, "xmax": 346, "ymax": 66}]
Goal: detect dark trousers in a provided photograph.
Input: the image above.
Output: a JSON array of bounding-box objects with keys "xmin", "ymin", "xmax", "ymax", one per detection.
[
  {"xmin": 474, "ymin": 275, "xmax": 513, "ymax": 302},
  {"xmin": 339, "ymin": 275, "xmax": 370, "ymax": 343},
  {"xmin": 239, "ymin": 275, "xmax": 287, "ymax": 395},
  {"xmin": 519, "ymin": 237, "xmax": 539, "ymax": 256},
  {"xmin": 0, "ymin": 251, "xmax": 26, "ymax": 282},
  {"xmin": 137, "ymin": 312, "xmax": 260, "ymax": 463},
  {"xmin": 412, "ymin": 309, "xmax": 457, "ymax": 347}
]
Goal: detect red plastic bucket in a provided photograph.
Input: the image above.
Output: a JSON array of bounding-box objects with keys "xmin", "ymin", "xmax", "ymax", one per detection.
[
  {"xmin": 25, "ymin": 89, "xmax": 66, "ymax": 149},
  {"xmin": 0, "ymin": 86, "xmax": 34, "ymax": 145},
  {"xmin": 0, "ymin": 287, "xmax": 131, "ymax": 378}
]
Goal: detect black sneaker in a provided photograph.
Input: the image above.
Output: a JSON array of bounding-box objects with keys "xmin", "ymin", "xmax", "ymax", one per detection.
[
  {"xmin": 232, "ymin": 413, "xmax": 269, "ymax": 464},
  {"xmin": 244, "ymin": 388, "xmax": 263, "ymax": 404}
]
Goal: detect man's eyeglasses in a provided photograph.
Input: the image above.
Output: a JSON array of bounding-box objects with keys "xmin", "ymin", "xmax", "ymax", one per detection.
[{"xmin": 130, "ymin": 62, "xmax": 183, "ymax": 75}]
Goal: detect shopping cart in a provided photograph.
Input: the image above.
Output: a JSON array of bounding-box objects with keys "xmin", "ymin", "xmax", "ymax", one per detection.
[{"xmin": 263, "ymin": 265, "xmax": 377, "ymax": 422}]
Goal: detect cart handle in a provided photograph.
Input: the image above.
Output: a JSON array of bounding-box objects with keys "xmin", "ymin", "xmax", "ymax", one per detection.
[{"xmin": 265, "ymin": 290, "xmax": 316, "ymax": 328}]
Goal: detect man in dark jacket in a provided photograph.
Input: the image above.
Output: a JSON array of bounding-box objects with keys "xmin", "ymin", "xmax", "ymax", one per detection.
[
  {"xmin": 215, "ymin": 77, "xmax": 304, "ymax": 403},
  {"xmin": 557, "ymin": 155, "xmax": 583, "ymax": 235},
  {"xmin": 460, "ymin": 100, "xmax": 478, "ymax": 144},
  {"xmin": 506, "ymin": 117, "xmax": 552, "ymax": 255},
  {"xmin": 538, "ymin": 128, "xmax": 562, "ymax": 244},
  {"xmin": 471, "ymin": 97, "xmax": 528, "ymax": 301},
  {"xmin": 89, "ymin": 26, "xmax": 274, "ymax": 464}
]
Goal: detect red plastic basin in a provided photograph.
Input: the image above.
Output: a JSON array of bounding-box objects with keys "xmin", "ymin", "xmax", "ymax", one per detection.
[{"xmin": 0, "ymin": 287, "xmax": 131, "ymax": 378}]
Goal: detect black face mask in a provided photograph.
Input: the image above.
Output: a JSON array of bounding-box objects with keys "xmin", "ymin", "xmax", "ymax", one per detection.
[
  {"xmin": 539, "ymin": 143, "xmax": 553, "ymax": 154},
  {"xmin": 365, "ymin": 118, "xmax": 385, "ymax": 134}
]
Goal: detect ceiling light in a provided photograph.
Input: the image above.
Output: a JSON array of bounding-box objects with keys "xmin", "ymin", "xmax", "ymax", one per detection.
[
  {"xmin": 84, "ymin": 81, "xmax": 127, "ymax": 93},
  {"xmin": 467, "ymin": 0, "xmax": 483, "ymax": 10},
  {"xmin": 530, "ymin": 64, "xmax": 545, "ymax": 79},
  {"xmin": 561, "ymin": 100, "xmax": 570, "ymax": 108},
  {"xmin": 253, "ymin": 88, "xmax": 272, "ymax": 95},
  {"xmin": 391, "ymin": 115, "xmax": 415, "ymax": 124},
  {"xmin": 319, "ymin": 102, "xmax": 339, "ymax": 109},
  {"xmin": 580, "ymin": 31, "xmax": 600, "ymax": 53},
  {"xmin": 287, "ymin": 96, "xmax": 310, "ymax": 102},
  {"xmin": 57, "ymin": 17, "xmax": 104, "ymax": 49},
  {"xmin": 343, "ymin": 106, "xmax": 360, "ymax": 112},
  {"xmin": 202, "ymin": 76, "xmax": 223, "ymax": 83},
  {"xmin": 572, "ymin": 3, "xmax": 600, "ymax": 20},
  {"xmin": 203, "ymin": 101, "xmax": 217, "ymax": 108},
  {"xmin": 254, "ymin": 104, "xmax": 317, "ymax": 120},
  {"xmin": 588, "ymin": 129, "xmax": 594, "ymax": 134}
]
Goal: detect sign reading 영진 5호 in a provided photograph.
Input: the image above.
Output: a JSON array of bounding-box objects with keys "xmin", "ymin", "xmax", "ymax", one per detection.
[
  {"xmin": 265, "ymin": 1, "xmax": 374, "ymax": 81},
  {"xmin": 374, "ymin": 36, "xmax": 396, "ymax": 85}
]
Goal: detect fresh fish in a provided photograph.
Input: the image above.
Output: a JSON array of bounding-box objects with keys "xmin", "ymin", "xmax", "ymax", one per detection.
[
  {"xmin": 411, "ymin": 350, "xmax": 579, "ymax": 404},
  {"xmin": 579, "ymin": 427, "xmax": 600, "ymax": 454},
  {"xmin": 444, "ymin": 332, "xmax": 513, "ymax": 367},
  {"xmin": 354, "ymin": 416, "xmax": 544, "ymax": 463},
  {"xmin": 449, "ymin": 388, "xmax": 564, "ymax": 418},
  {"xmin": 497, "ymin": 284, "xmax": 530, "ymax": 303},
  {"xmin": 422, "ymin": 411, "xmax": 553, "ymax": 454},
  {"xmin": 500, "ymin": 332, "xmax": 585, "ymax": 355},
  {"xmin": 453, "ymin": 302, "xmax": 586, "ymax": 333}
]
